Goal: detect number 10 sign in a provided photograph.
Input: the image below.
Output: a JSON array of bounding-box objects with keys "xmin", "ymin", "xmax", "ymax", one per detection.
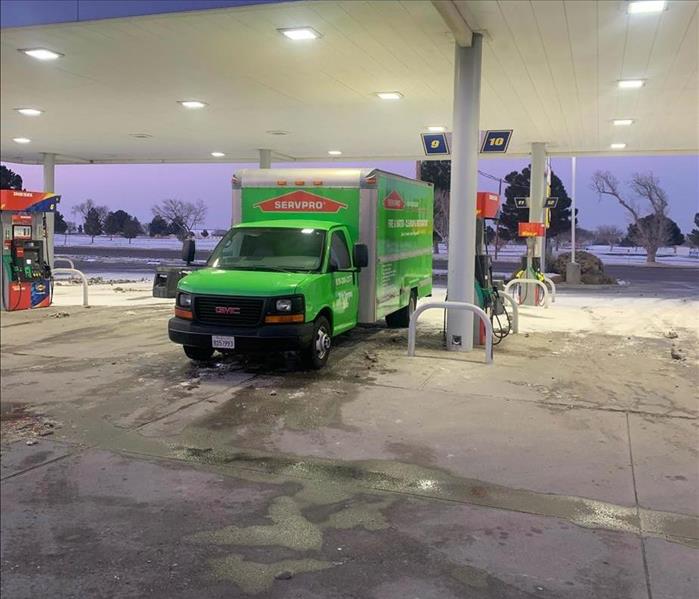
[{"xmin": 480, "ymin": 130, "xmax": 513, "ymax": 153}]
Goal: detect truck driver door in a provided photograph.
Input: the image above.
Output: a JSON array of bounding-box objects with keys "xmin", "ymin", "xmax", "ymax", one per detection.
[{"xmin": 328, "ymin": 229, "xmax": 358, "ymax": 334}]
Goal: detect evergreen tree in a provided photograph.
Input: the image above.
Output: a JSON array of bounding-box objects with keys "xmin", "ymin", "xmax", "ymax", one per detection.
[
  {"xmin": 148, "ymin": 215, "xmax": 169, "ymax": 237},
  {"xmin": 688, "ymin": 213, "xmax": 699, "ymax": 248},
  {"xmin": 84, "ymin": 207, "xmax": 103, "ymax": 243},
  {"xmin": 500, "ymin": 166, "xmax": 574, "ymax": 242},
  {"xmin": 104, "ymin": 210, "xmax": 131, "ymax": 239},
  {"xmin": 0, "ymin": 165, "xmax": 23, "ymax": 190},
  {"xmin": 54, "ymin": 210, "xmax": 68, "ymax": 235},
  {"xmin": 122, "ymin": 217, "xmax": 143, "ymax": 244}
]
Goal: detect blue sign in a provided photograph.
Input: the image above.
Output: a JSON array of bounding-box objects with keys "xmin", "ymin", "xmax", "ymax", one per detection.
[
  {"xmin": 421, "ymin": 133, "xmax": 450, "ymax": 156},
  {"xmin": 480, "ymin": 130, "xmax": 513, "ymax": 153}
]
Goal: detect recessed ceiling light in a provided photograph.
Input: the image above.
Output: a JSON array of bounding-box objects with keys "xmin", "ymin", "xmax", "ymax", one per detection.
[
  {"xmin": 618, "ymin": 79, "xmax": 644, "ymax": 89},
  {"xmin": 12, "ymin": 137, "xmax": 31, "ymax": 144},
  {"xmin": 328, "ymin": 150, "xmax": 342, "ymax": 156},
  {"xmin": 376, "ymin": 91, "xmax": 403, "ymax": 100},
  {"xmin": 15, "ymin": 108, "xmax": 43, "ymax": 116},
  {"xmin": 627, "ymin": 1, "xmax": 666, "ymax": 15},
  {"xmin": 20, "ymin": 48, "xmax": 62, "ymax": 60},
  {"xmin": 610, "ymin": 143, "xmax": 627, "ymax": 149},
  {"xmin": 613, "ymin": 119, "xmax": 634, "ymax": 126},
  {"xmin": 178, "ymin": 100, "xmax": 207, "ymax": 109},
  {"xmin": 278, "ymin": 27, "xmax": 321, "ymax": 40},
  {"xmin": 211, "ymin": 152, "xmax": 225, "ymax": 158},
  {"xmin": 427, "ymin": 126, "xmax": 446, "ymax": 132}
]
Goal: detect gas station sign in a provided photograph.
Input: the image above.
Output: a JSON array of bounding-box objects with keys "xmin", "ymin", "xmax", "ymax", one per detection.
[{"xmin": 518, "ymin": 222, "xmax": 546, "ymax": 237}]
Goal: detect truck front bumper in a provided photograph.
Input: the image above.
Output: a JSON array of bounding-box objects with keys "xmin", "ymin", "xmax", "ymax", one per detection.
[{"xmin": 168, "ymin": 317, "xmax": 314, "ymax": 352}]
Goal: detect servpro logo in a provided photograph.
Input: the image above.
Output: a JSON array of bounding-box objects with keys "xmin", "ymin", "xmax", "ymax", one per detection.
[
  {"xmin": 255, "ymin": 190, "xmax": 347, "ymax": 213},
  {"xmin": 383, "ymin": 190, "xmax": 405, "ymax": 210}
]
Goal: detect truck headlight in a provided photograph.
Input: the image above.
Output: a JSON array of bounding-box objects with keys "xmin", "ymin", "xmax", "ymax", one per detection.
[
  {"xmin": 177, "ymin": 292, "xmax": 192, "ymax": 308},
  {"xmin": 276, "ymin": 299, "xmax": 292, "ymax": 312}
]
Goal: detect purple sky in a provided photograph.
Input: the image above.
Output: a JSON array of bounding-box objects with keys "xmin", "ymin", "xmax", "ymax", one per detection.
[{"xmin": 3, "ymin": 155, "xmax": 698, "ymax": 233}]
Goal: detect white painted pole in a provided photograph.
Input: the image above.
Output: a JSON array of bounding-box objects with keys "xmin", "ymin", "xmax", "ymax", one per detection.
[
  {"xmin": 571, "ymin": 156, "xmax": 577, "ymax": 263},
  {"xmin": 42, "ymin": 153, "xmax": 56, "ymax": 268},
  {"xmin": 258, "ymin": 149, "xmax": 272, "ymax": 169},
  {"xmin": 446, "ymin": 33, "xmax": 482, "ymax": 352},
  {"xmin": 529, "ymin": 143, "xmax": 546, "ymax": 261}
]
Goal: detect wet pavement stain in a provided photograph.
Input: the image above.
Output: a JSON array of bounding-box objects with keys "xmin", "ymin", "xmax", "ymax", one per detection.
[
  {"xmin": 209, "ymin": 555, "xmax": 334, "ymax": 594},
  {"xmin": 173, "ymin": 446, "xmax": 699, "ymax": 548}
]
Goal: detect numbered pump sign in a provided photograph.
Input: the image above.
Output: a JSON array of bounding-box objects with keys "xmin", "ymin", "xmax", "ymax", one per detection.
[{"xmin": 480, "ymin": 130, "xmax": 513, "ymax": 153}]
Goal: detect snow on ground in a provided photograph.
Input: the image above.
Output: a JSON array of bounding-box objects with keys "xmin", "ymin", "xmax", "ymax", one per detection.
[
  {"xmin": 52, "ymin": 281, "xmax": 171, "ymax": 307},
  {"xmin": 422, "ymin": 287, "xmax": 699, "ymax": 347},
  {"xmin": 55, "ymin": 234, "xmax": 222, "ymax": 251},
  {"xmin": 436, "ymin": 243, "xmax": 699, "ymax": 267}
]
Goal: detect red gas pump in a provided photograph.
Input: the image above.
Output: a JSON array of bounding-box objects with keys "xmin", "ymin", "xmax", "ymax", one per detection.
[{"xmin": 1, "ymin": 190, "xmax": 61, "ymax": 311}]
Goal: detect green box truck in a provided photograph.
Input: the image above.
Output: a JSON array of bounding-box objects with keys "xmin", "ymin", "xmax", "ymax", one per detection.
[{"xmin": 168, "ymin": 168, "xmax": 433, "ymax": 368}]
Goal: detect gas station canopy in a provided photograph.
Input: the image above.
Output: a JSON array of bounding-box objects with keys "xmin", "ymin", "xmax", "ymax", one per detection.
[{"xmin": 1, "ymin": 0, "xmax": 697, "ymax": 164}]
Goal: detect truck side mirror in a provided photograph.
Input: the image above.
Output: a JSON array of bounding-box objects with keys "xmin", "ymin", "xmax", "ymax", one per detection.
[
  {"xmin": 182, "ymin": 238, "xmax": 196, "ymax": 265},
  {"xmin": 353, "ymin": 243, "xmax": 369, "ymax": 269}
]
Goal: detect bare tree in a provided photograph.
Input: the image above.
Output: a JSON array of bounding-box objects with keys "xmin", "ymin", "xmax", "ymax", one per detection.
[
  {"xmin": 152, "ymin": 199, "xmax": 207, "ymax": 238},
  {"xmin": 594, "ymin": 225, "xmax": 624, "ymax": 251},
  {"xmin": 71, "ymin": 199, "xmax": 108, "ymax": 234},
  {"xmin": 591, "ymin": 171, "xmax": 671, "ymax": 263}
]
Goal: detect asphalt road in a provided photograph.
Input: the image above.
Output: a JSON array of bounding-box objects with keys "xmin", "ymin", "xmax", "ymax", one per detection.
[{"xmin": 56, "ymin": 245, "xmax": 698, "ymax": 297}]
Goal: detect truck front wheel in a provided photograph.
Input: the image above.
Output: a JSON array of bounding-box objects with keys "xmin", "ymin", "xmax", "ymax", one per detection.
[
  {"xmin": 183, "ymin": 345, "xmax": 214, "ymax": 361},
  {"xmin": 302, "ymin": 316, "xmax": 332, "ymax": 369}
]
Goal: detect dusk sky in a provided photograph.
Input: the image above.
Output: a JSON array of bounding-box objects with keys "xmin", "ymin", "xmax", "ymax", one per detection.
[{"xmin": 4, "ymin": 155, "xmax": 698, "ymax": 233}]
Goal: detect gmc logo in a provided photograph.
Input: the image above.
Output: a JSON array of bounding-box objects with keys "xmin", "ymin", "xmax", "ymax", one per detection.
[{"xmin": 215, "ymin": 306, "xmax": 241, "ymax": 315}]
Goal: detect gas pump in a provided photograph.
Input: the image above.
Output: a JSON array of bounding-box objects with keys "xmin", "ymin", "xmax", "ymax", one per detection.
[
  {"xmin": 512, "ymin": 221, "xmax": 547, "ymax": 306},
  {"xmin": 1, "ymin": 190, "xmax": 60, "ymax": 311},
  {"xmin": 473, "ymin": 191, "xmax": 511, "ymax": 345}
]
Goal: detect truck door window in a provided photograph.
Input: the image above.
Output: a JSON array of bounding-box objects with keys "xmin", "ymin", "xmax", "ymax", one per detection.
[{"xmin": 329, "ymin": 231, "xmax": 351, "ymax": 271}]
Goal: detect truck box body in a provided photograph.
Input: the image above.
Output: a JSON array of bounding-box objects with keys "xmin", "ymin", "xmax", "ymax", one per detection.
[{"xmin": 232, "ymin": 169, "xmax": 433, "ymax": 323}]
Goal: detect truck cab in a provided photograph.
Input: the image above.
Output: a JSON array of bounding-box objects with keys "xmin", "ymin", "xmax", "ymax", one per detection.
[{"xmin": 168, "ymin": 219, "xmax": 368, "ymax": 368}]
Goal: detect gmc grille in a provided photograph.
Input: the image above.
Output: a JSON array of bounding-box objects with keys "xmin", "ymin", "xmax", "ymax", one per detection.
[{"xmin": 194, "ymin": 295, "xmax": 264, "ymax": 327}]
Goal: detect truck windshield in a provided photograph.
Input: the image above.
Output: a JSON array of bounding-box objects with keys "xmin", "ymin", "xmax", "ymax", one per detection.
[{"xmin": 208, "ymin": 227, "xmax": 326, "ymax": 272}]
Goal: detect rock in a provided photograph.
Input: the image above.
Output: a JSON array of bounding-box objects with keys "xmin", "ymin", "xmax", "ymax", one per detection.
[
  {"xmin": 364, "ymin": 351, "xmax": 379, "ymax": 363},
  {"xmin": 670, "ymin": 348, "xmax": 684, "ymax": 360},
  {"xmin": 666, "ymin": 330, "xmax": 679, "ymax": 339},
  {"xmin": 25, "ymin": 439, "xmax": 38, "ymax": 446},
  {"xmin": 50, "ymin": 312, "xmax": 70, "ymax": 318},
  {"xmin": 550, "ymin": 251, "xmax": 617, "ymax": 285},
  {"xmin": 269, "ymin": 390, "xmax": 278, "ymax": 396},
  {"xmin": 275, "ymin": 571, "xmax": 293, "ymax": 580}
]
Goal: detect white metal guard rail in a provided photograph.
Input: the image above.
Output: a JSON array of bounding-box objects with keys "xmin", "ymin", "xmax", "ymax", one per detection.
[
  {"xmin": 542, "ymin": 275, "xmax": 557, "ymax": 303},
  {"xmin": 54, "ymin": 256, "xmax": 75, "ymax": 269},
  {"xmin": 504, "ymin": 278, "xmax": 550, "ymax": 308},
  {"xmin": 408, "ymin": 301, "xmax": 493, "ymax": 364},
  {"xmin": 53, "ymin": 268, "xmax": 89, "ymax": 307},
  {"xmin": 498, "ymin": 291, "xmax": 519, "ymax": 334}
]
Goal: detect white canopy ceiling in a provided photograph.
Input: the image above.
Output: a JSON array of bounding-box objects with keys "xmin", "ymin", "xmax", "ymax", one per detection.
[{"xmin": 1, "ymin": 0, "xmax": 697, "ymax": 164}]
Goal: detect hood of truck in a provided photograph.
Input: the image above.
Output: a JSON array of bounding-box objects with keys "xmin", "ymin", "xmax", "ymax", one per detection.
[{"xmin": 178, "ymin": 267, "xmax": 311, "ymax": 297}]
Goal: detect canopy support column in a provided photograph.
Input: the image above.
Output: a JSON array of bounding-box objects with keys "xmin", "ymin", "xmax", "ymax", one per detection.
[
  {"xmin": 42, "ymin": 153, "xmax": 56, "ymax": 268},
  {"xmin": 445, "ymin": 33, "xmax": 482, "ymax": 352},
  {"xmin": 258, "ymin": 149, "xmax": 272, "ymax": 169}
]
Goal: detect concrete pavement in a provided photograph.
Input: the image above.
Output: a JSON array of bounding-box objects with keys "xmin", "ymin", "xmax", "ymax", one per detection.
[{"xmin": 1, "ymin": 288, "xmax": 697, "ymax": 598}]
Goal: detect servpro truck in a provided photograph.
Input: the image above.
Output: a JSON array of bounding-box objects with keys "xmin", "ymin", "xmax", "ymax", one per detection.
[{"xmin": 168, "ymin": 169, "xmax": 433, "ymax": 368}]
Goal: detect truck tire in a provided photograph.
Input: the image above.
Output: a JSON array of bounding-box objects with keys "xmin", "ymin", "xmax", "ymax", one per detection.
[
  {"xmin": 183, "ymin": 345, "xmax": 214, "ymax": 361},
  {"xmin": 386, "ymin": 292, "xmax": 416, "ymax": 328},
  {"xmin": 302, "ymin": 316, "xmax": 332, "ymax": 369}
]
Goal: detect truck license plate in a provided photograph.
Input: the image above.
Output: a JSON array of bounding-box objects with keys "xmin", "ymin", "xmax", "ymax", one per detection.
[{"xmin": 212, "ymin": 335, "xmax": 235, "ymax": 349}]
